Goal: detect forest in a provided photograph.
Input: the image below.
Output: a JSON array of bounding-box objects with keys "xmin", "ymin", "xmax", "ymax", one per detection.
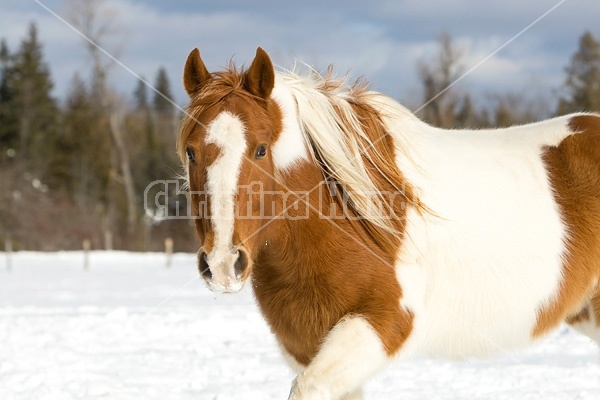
[{"xmin": 0, "ymin": 20, "xmax": 599, "ymax": 252}]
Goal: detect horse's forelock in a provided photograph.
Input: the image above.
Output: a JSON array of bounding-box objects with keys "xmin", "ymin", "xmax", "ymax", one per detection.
[{"xmin": 177, "ymin": 65, "xmax": 248, "ymax": 163}]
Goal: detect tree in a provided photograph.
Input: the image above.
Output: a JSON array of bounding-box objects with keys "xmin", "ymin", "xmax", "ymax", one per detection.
[
  {"xmin": 557, "ymin": 31, "xmax": 600, "ymax": 114},
  {"xmin": 0, "ymin": 39, "xmax": 18, "ymax": 159},
  {"xmin": 453, "ymin": 94, "xmax": 490, "ymax": 128},
  {"xmin": 153, "ymin": 67, "xmax": 174, "ymax": 115},
  {"xmin": 151, "ymin": 66, "xmax": 178, "ymax": 174},
  {"xmin": 417, "ymin": 33, "xmax": 466, "ymax": 128},
  {"xmin": 5, "ymin": 23, "xmax": 57, "ymax": 167},
  {"xmin": 49, "ymin": 73, "xmax": 111, "ymax": 200},
  {"xmin": 67, "ymin": 0, "xmax": 138, "ymax": 238},
  {"xmin": 134, "ymin": 77, "xmax": 149, "ymax": 110},
  {"xmin": 152, "ymin": 67, "xmax": 177, "ymax": 151}
]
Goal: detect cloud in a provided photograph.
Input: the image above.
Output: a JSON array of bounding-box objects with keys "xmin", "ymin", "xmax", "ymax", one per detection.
[{"xmin": 2, "ymin": 0, "xmax": 598, "ymax": 110}]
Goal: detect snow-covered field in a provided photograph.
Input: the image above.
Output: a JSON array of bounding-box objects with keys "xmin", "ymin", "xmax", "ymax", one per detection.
[{"xmin": 0, "ymin": 251, "xmax": 598, "ymax": 400}]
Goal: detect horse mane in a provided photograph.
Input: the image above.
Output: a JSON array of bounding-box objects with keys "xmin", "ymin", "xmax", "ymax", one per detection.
[{"xmin": 278, "ymin": 68, "xmax": 420, "ymax": 249}]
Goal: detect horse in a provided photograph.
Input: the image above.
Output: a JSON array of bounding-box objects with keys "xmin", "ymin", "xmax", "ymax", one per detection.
[{"xmin": 178, "ymin": 47, "xmax": 600, "ymax": 400}]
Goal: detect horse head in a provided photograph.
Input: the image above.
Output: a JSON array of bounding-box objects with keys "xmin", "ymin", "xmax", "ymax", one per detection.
[{"xmin": 180, "ymin": 47, "xmax": 283, "ymax": 293}]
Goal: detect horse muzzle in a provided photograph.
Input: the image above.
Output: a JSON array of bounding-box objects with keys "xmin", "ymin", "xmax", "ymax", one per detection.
[{"xmin": 198, "ymin": 247, "xmax": 249, "ymax": 293}]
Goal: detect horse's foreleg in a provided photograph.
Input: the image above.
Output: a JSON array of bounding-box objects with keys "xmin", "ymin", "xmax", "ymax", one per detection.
[
  {"xmin": 568, "ymin": 289, "xmax": 600, "ymax": 346},
  {"xmin": 287, "ymin": 316, "xmax": 389, "ymax": 400}
]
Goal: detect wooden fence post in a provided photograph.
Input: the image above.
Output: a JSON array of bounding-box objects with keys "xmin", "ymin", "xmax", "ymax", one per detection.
[
  {"xmin": 5, "ymin": 237, "xmax": 12, "ymax": 271},
  {"xmin": 83, "ymin": 239, "xmax": 91, "ymax": 270},
  {"xmin": 165, "ymin": 237, "xmax": 174, "ymax": 268},
  {"xmin": 104, "ymin": 230, "xmax": 113, "ymax": 251}
]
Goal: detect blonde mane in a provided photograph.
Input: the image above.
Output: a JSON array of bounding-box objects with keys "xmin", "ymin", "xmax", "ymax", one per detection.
[{"xmin": 276, "ymin": 69, "xmax": 419, "ymax": 246}]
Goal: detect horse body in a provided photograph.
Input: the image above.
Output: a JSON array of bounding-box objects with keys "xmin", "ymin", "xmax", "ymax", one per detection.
[{"xmin": 179, "ymin": 47, "xmax": 600, "ymax": 399}]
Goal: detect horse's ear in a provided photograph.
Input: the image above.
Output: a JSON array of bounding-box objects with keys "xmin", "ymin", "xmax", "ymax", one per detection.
[
  {"xmin": 183, "ymin": 48, "xmax": 211, "ymax": 98},
  {"xmin": 245, "ymin": 47, "xmax": 275, "ymax": 99}
]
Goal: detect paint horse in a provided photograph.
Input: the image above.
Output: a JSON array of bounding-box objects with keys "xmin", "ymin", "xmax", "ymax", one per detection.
[{"xmin": 178, "ymin": 47, "xmax": 600, "ymax": 400}]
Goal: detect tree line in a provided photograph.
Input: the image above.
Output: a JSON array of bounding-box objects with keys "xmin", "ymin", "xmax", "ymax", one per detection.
[
  {"xmin": 0, "ymin": 22, "xmax": 187, "ymax": 251},
  {"xmin": 0, "ymin": 20, "xmax": 598, "ymax": 252},
  {"xmin": 417, "ymin": 31, "xmax": 600, "ymax": 129}
]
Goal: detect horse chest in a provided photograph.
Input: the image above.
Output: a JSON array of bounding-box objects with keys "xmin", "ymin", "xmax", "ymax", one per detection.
[{"xmin": 252, "ymin": 271, "xmax": 347, "ymax": 365}]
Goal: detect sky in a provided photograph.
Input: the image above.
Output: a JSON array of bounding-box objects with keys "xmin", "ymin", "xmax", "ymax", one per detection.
[{"xmin": 1, "ymin": 0, "xmax": 599, "ymax": 109}]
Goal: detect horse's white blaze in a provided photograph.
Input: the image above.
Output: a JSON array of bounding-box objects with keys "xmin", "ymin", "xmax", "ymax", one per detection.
[
  {"xmin": 271, "ymin": 77, "xmax": 309, "ymax": 171},
  {"xmin": 377, "ymin": 100, "xmax": 581, "ymax": 358},
  {"xmin": 205, "ymin": 111, "xmax": 247, "ymax": 289}
]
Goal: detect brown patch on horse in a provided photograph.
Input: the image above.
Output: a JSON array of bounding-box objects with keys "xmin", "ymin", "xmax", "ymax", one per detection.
[
  {"xmin": 534, "ymin": 114, "xmax": 600, "ymax": 337},
  {"xmin": 251, "ymin": 159, "xmax": 414, "ymax": 365}
]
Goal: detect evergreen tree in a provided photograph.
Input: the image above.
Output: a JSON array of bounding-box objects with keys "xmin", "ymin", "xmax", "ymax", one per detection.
[
  {"xmin": 9, "ymin": 23, "xmax": 58, "ymax": 168},
  {"xmin": 151, "ymin": 66, "xmax": 177, "ymax": 168},
  {"xmin": 49, "ymin": 74, "xmax": 83, "ymax": 191},
  {"xmin": 129, "ymin": 78, "xmax": 160, "ymax": 202},
  {"xmin": 0, "ymin": 39, "xmax": 18, "ymax": 159},
  {"xmin": 557, "ymin": 31, "xmax": 600, "ymax": 114},
  {"xmin": 134, "ymin": 77, "xmax": 149, "ymax": 110},
  {"xmin": 152, "ymin": 67, "xmax": 174, "ymax": 115}
]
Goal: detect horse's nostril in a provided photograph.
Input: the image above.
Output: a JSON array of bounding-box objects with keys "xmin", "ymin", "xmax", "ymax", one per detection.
[
  {"xmin": 199, "ymin": 252, "xmax": 212, "ymax": 280},
  {"xmin": 234, "ymin": 249, "xmax": 248, "ymax": 278}
]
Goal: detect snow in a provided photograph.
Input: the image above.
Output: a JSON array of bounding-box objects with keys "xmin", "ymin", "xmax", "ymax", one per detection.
[{"xmin": 0, "ymin": 251, "xmax": 598, "ymax": 399}]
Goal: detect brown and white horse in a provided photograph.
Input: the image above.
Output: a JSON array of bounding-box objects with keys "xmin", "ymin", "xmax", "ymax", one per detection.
[{"xmin": 178, "ymin": 47, "xmax": 600, "ymax": 400}]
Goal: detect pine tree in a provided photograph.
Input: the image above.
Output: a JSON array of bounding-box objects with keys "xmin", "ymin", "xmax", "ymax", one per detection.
[
  {"xmin": 9, "ymin": 23, "xmax": 58, "ymax": 168},
  {"xmin": 151, "ymin": 66, "xmax": 177, "ymax": 169},
  {"xmin": 134, "ymin": 77, "xmax": 149, "ymax": 110},
  {"xmin": 0, "ymin": 39, "xmax": 18, "ymax": 160},
  {"xmin": 152, "ymin": 67, "xmax": 174, "ymax": 115},
  {"xmin": 557, "ymin": 31, "xmax": 600, "ymax": 114},
  {"xmin": 48, "ymin": 73, "xmax": 111, "ymax": 198},
  {"xmin": 129, "ymin": 78, "xmax": 160, "ymax": 199}
]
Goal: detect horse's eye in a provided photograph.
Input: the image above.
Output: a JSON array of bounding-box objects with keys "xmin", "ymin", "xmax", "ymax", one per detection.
[
  {"xmin": 186, "ymin": 147, "xmax": 196, "ymax": 163},
  {"xmin": 255, "ymin": 144, "xmax": 267, "ymax": 159}
]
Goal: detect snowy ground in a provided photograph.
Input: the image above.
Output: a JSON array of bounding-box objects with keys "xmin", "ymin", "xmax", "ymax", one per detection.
[{"xmin": 0, "ymin": 251, "xmax": 598, "ymax": 400}]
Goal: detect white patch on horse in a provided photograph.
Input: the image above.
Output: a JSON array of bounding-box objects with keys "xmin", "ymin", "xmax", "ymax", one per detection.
[
  {"xmin": 271, "ymin": 76, "xmax": 309, "ymax": 172},
  {"xmin": 205, "ymin": 111, "xmax": 247, "ymax": 288},
  {"xmin": 375, "ymin": 102, "xmax": 584, "ymax": 358}
]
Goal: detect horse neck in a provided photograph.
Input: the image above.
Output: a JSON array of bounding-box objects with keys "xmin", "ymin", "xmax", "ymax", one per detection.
[{"xmin": 256, "ymin": 160, "xmax": 395, "ymax": 280}]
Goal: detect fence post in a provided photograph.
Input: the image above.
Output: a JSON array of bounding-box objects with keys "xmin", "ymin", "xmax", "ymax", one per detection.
[
  {"xmin": 104, "ymin": 230, "xmax": 113, "ymax": 251},
  {"xmin": 83, "ymin": 239, "xmax": 91, "ymax": 270},
  {"xmin": 5, "ymin": 237, "xmax": 12, "ymax": 272},
  {"xmin": 165, "ymin": 237, "xmax": 174, "ymax": 268}
]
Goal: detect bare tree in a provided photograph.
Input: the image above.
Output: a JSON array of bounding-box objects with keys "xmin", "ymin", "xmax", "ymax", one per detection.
[
  {"xmin": 66, "ymin": 0, "xmax": 137, "ymax": 236},
  {"xmin": 417, "ymin": 33, "xmax": 465, "ymax": 128}
]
